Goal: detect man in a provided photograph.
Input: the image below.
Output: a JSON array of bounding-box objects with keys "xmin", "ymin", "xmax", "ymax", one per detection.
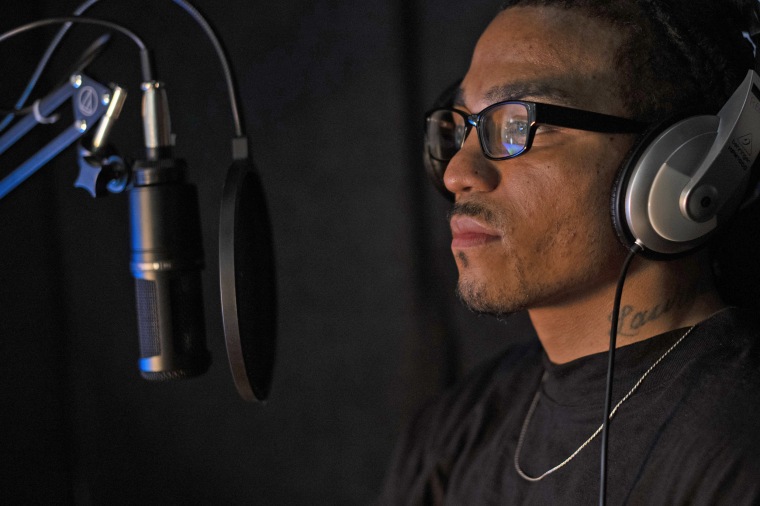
[{"xmin": 380, "ymin": 1, "xmax": 760, "ymax": 504}]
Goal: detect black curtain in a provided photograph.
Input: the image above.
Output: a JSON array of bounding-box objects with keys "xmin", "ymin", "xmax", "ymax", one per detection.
[{"xmin": 0, "ymin": 1, "xmax": 535, "ymax": 503}]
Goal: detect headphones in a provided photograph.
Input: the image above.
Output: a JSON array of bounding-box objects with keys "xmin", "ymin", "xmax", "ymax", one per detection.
[{"xmin": 611, "ymin": 69, "xmax": 760, "ymax": 259}]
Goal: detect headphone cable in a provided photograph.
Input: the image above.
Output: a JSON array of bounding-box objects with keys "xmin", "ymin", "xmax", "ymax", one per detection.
[{"xmin": 599, "ymin": 240, "xmax": 643, "ymax": 506}]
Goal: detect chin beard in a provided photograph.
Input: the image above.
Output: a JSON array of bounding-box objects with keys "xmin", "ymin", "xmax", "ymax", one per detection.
[{"xmin": 455, "ymin": 279, "xmax": 524, "ymax": 321}]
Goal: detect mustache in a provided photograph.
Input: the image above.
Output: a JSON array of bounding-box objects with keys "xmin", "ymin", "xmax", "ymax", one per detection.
[{"xmin": 448, "ymin": 200, "xmax": 499, "ymax": 225}]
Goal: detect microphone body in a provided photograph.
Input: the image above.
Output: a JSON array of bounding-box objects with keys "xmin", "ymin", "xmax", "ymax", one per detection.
[
  {"xmin": 129, "ymin": 80, "xmax": 210, "ymax": 380},
  {"xmin": 129, "ymin": 158, "xmax": 210, "ymax": 379}
]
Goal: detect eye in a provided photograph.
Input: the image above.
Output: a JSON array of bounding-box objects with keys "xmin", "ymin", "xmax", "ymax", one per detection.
[
  {"xmin": 505, "ymin": 119, "xmax": 528, "ymax": 135},
  {"xmin": 503, "ymin": 118, "xmax": 529, "ymax": 144}
]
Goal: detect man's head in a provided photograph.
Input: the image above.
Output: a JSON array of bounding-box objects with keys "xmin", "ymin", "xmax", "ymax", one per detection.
[{"xmin": 440, "ymin": 1, "xmax": 756, "ymax": 317}]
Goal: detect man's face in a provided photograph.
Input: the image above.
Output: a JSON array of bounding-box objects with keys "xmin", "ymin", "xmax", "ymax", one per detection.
[{"xmin": 446, "ymin": 6, "xmax": 637, "ymax": 316}]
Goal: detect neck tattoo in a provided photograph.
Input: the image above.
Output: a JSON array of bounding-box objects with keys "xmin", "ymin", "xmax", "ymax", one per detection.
[{"xmin": 514, "ymin": 325, "xmax": 696, "ymax": 482}]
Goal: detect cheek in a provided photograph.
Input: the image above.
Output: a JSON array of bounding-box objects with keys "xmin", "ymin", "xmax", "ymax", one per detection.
[
  {"xmin": 550, "ymin": 137, "xmax": 634, "ymax": 262},
  {"xmin": 508, "ymin": 145, "xmax": 622, "ymax": 254},
  {"xmin": 485, "ymin": 133, "xmax": 632, "ymax": 263},
  {"xmin": 503, "ymin": 163, "xmax": 601, "ymax": 236}
]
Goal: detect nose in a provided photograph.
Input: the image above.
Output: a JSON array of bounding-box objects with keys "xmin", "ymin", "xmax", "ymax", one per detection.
[{"xmin": 443, "ymin": 134, "xmax": 500, "ymax": 196}]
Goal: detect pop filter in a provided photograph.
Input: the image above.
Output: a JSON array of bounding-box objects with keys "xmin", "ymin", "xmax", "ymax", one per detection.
[{"xmin": 219, "ymin": 156, "xmax": 277, "ymax": 402}]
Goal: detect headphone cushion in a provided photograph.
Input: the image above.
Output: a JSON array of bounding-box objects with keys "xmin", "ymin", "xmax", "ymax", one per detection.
[
  {"xmin": 610, "ymin": 110, "xmax": 710, "ymax": 259},
  {"xmin": 611, "ymin": 120, "xmax": 674, "ymax": 251}
]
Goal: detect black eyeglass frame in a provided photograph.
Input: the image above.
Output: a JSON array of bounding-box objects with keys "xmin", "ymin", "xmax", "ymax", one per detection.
[{"xmin": 425, "ymin": 100, "xmax": 648, "ymax": 161}]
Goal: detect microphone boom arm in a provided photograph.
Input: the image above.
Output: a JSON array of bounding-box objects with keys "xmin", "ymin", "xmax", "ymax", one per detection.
[{"xmin": 0, "ymin": 73, "xmax": 118, "ymax": 200}]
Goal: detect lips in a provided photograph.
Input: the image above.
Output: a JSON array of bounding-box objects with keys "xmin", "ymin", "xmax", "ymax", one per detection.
[{"xmin": 450, "ymin": 215, "xmax": 501, "ymax": 248}]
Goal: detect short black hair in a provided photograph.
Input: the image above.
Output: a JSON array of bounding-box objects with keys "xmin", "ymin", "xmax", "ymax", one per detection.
[{"xmin": 500, "ymin": 0, "xmax": 756, "ymax": 121}]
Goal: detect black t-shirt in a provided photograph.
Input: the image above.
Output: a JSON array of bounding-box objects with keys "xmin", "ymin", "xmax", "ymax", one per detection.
[{"xmin": 379, "ymin": 308, "xmax": 760, "ymax": 505}]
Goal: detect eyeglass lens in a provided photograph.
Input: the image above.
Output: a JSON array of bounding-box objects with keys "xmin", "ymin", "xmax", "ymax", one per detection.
[
  {"xmin": 426, "ymin": 102, "xmax": 531, "ymax": 161},
  {"xmin": 425, "ymin": 110, "xmax": 467, "ymax": 161},
  {"xmin": 482, "ymin": 102, "xmax": 530, "ymax": 158}
]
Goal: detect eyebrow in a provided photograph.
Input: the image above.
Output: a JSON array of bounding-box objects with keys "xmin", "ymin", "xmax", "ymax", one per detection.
[{"xmin": 454, "ymin": 81, "xmax": 572, "ymax": 109}]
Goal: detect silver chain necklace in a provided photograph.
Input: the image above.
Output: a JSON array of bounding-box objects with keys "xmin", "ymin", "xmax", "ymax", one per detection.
[{"xmin": 514, "ymin": 325, "xmax": 696, "ymax": 482}]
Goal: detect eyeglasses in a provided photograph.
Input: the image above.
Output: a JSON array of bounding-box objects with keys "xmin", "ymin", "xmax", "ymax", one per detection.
[{"xmin": 424, "ymin": 100, "xmax": 647, "ymax": 162}]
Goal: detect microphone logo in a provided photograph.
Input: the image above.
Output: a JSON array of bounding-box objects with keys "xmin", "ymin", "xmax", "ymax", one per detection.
[{"xmin": 77, "ymin": 86, "xmax": 99, "ymax": 117}]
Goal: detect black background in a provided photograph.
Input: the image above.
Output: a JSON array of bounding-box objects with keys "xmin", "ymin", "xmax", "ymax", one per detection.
[{"xmin": 0, "ymin": 1, "xmax": 538, "ymax": 504}]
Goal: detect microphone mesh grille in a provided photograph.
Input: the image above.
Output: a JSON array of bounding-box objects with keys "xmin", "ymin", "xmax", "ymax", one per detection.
[{"xmin": 135, "ymin": 279, "xmax": 161, "ymax": 358}]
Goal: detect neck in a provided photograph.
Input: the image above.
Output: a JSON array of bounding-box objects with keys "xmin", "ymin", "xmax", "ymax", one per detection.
[{"xmin": 527, "ymin": 252, "xmax": 726, "ymax": 364}]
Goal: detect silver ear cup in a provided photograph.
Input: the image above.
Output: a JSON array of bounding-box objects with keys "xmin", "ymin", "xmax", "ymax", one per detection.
[
  {"xmin": 615, "ymin": 70, "xmax": 760, "ymax": 258},
  {"xmin": 622, "ymin": 115, "xmax": 722, "ymax": 256}
]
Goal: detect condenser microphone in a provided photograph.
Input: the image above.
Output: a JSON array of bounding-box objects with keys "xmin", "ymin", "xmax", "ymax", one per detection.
[{"xmin": 129, "ymin": 81, "xmax": 210, "ymax": 380}]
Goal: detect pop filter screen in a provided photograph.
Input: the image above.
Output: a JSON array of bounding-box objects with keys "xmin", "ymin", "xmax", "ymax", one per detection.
[{"xmin": 219, "ymin": 158, "xmax": 277, "ymax": 402}]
